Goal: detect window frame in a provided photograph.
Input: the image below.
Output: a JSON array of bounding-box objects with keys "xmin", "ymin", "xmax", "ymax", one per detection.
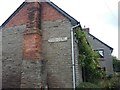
[{"xmin": 94, "ymin": 49, "xmax": 104, "ymax": 58}]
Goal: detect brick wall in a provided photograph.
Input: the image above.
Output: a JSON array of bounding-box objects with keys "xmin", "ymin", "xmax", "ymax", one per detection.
[
  {"xmin": 2, "ymin": 25, "xmax": 26, "ymax": 88},
  {"xmin": 0, "ymin": 30, "xmax": 2, "ymax": 89},
  {"xmin": 41, "ymin": 3, "xmax": 65, "ymax": 21},
  {"xmin": 4, "ymin": 2, "xmax": 66, "ymax": 29},
  {"xmin": 23, "ymin": 33, "xmax": 42, "ymax": 59},
  {"xmin": 4, "ymin": 3, "xmax": 28, "ymax": 28},
  {"xmin": 21, "ymin": 2, "xmax": 46, "ymax": 88},
  {"xmin": 23, "ymin": 2, "xmax": 42, "ymax": 59},
  {"xmin": 2, "ymin": 2, "xmax": 82, "ymax": 88},
  {"xmin": 74, "ymin": 40, "xmax": 83, "ymax": 87},
  {"xmin": 42, "ymin": 19, "xmax": 73, "ymax": 88}
]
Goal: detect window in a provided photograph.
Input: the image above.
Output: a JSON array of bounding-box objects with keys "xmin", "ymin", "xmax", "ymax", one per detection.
[
  {"xmin": 95, "ymin": 49, "xmax": 104, "ymax": 58},
  {"xmin": 98, "ymin": 67, "xmax": 106, "ymax": 71}
]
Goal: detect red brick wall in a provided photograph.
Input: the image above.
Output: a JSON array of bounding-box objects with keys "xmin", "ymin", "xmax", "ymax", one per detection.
[
  {"xmin": 3, "ymin": 2, "xmax": 70, "ymax": 88},
  {"xmin": 41, "ymin": 3, "xmax": 65, "ymax": 21},
  {"xmin": 4, "ymin": 2, "xmax": 66, "ymax": 28},
  {"xmin": 23, "ymin": 33, "xmax": 42, "ymax": 59},
  {"xmin": 23, "ymin": 2, "xmax": 42, "ymax": 59},
  {"xmin": 4, "ymin": 2, "xmax": 66, "ymax": 59},
  {"xmin": 4, "ymin": 4, "xmax": 28, "ymax": 28}
]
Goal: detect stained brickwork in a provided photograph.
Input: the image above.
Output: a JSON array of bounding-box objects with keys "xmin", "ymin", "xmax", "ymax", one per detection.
[
  {"xmin": 20, "ymin": 60, "xmax": 46, "ymax": 88},
  {"xmin": 4, "ymin": 2, "xmax": 66, "ymax": 29},
  {"xmin": 23, "ymin": 33, "xmax": 42, "ymax": 59},
  {"xmin": 23, "ymin": 2, "xmax": 42, "ymax": 59},
  {"xmin": 21, "ymin": 2, "xmax": 46, "ymax": 88},
  {"xmin": 2, "ymin": 1, "xmax": 82, "ymax": 88}
]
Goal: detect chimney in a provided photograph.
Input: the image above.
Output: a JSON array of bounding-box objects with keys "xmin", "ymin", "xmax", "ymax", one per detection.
[
  {"xmin": 21, "ymin": 2, "xmax": 47, "ymax": 88},
  {"xmin": 83, "ymin": 26, "xmax": 90, "ymax": 33},
  {"xmin": 25, "ymin": 0, "xmax": 39, "ymax": 2},
  {"xmin": 23, "ymin": 2, "xmax": 42, "ymax": 59},
  {"xmin": 25, "ymin": 0, "xmax": 47, "ymax": 2}
]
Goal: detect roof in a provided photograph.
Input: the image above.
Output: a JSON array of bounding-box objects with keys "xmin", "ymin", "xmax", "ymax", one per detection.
[
  {"xmin": 47, "ymin": 1, "xmax": 80, "ymax": 26},
  {"xmin": 88, "ymin": 33, "xmax": 113, "ymax": 53},
  {"xmin": 1, "ymin": 2, "xmax": 26, "ymax": 28},
  {"xmin": 1, "ymin": 1, "xmax": 80, "ymax": 28}
]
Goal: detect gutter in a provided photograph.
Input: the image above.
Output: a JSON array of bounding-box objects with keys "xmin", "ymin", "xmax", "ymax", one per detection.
[{"xmin": 71, "ymin": 24, "xmax": 80, "ymax": 89}]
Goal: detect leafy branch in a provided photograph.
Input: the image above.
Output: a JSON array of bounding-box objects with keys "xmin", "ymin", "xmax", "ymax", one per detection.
[{"xmin": 75, "ymin": 27, "xmax": 105, "ymax": 82}]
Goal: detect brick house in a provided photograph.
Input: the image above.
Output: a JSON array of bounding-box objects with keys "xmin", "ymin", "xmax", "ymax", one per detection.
[
  {"xmin": 1, "ymin": 0, "xmax": 83, "ymax": 88},
  {"xmin": 1, "ymin": 0, "xmax": 113, "ymax": 89},
  {"xmin": 83, "ymin": 28, "xmax": 113, "ymax": 75}
]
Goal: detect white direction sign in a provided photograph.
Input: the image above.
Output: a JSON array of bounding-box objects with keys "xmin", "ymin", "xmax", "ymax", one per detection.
[{"xmin": 48, "ymin": 37, "xmax": 68, "ymax": 43}]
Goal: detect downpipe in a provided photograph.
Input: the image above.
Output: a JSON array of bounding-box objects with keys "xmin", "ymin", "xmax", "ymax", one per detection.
[{"xmin": 71, "ymin": 24, "xmax": 80, "ymax": 89}]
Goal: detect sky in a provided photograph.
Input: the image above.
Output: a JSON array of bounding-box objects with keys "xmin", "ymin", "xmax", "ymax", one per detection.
[{"xmin": 0, "ymin": 0, "xmax": 119, "ymax": 58}]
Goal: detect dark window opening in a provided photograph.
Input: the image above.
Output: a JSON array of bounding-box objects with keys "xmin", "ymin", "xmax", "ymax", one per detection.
[
  {"xmin": 98, "ymin": 67, "xmax": 106, "ymax": 71},
  {"xmin": 95, "ymin": 49, "xmax": 104, "ymax": 58}
]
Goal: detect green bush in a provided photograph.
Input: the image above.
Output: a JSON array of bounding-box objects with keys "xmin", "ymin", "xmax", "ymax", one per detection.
[
  {"xmin": 75, "ymin": 28, "xmax": 120, "ymax": 89},
  {"xmin": 109, "ymin": 73, "xmax": 120, "ymax": 88},
  {"xmin": 76, "ymin": 82, "xmax": 101, "ymax": 89},
  {"xmin": 97, "ymin": 79, "xmax": 112, "ymax": 89},
  {"xmin": 76, "ymin": 73, "xmax": 120, "ymax": 89},
  {"xmin": 75, "ymin": 27, "xmax": 104, "ymax": 81},
  {"xmin": 113, "ymin": 56, "xmax": 120, "ymax": 72},
  {"xmin": 97, "ymin": 73, "xmax": 120, "ymax": 89}
]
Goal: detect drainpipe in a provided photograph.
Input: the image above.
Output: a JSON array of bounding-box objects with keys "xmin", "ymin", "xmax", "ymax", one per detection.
[{"xmin": 71, "ymin": 24, "xmax": 80, "ymax": 89}]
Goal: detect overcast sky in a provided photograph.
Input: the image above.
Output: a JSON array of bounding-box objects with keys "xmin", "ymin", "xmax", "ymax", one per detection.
[{"xmin": 0, "ymin": 0, "xmax": 119, "ymax": 58}]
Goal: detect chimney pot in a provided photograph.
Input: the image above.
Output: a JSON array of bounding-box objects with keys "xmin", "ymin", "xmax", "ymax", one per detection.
[{"xmin": 83, "ymin": 28, "xmax": 90, "ymax": 33}]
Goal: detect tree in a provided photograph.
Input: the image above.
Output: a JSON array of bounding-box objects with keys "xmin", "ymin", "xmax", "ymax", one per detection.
[{"xmin": 113, "ymin": 56, "xmax": 120, "ymax": 72}]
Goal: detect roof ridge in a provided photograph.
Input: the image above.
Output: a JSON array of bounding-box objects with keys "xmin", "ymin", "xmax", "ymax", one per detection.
[
  {"xmin": 88, "ymin": 33, "xmax": 113, "ymax": 51},
  {"xmin": 1, "ymin": 0, "xmax": 80, "ymax": 28},
  {"xmin": 25, "ymin": 0, "xmax": 50, "ymax": 2}
]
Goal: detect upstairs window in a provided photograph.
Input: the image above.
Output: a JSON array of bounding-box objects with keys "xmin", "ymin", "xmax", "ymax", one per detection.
[
  {"xmin": 98, "ymin": 67, "xmax": 106, "ymax": 71},
  {"xmin": 95, "ymin": 49, "xmax": 104, "ymax": 58}
]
